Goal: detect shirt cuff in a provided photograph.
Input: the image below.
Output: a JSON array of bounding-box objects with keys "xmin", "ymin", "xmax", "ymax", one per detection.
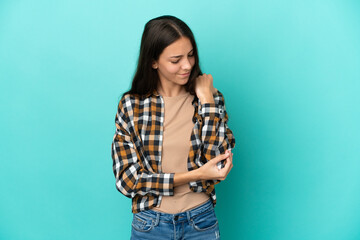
[
  {"xmin": 160, "ymin": 173, "xmax": 174, "ymax": 196},
  {"xmin": 198, "ymin": 103, "xmax": 225, "ymax": 119}
]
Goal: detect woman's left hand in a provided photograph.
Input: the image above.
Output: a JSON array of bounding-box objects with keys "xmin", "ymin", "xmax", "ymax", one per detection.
[{"xmin": 195, "ymin": 73, "xmax": 217, "ymax": 103}]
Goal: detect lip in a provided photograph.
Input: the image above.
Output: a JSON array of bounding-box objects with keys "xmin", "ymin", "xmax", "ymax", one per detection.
[{"xmin": 179, "ymin": 72, "xmax": 190, "ymax": 77}]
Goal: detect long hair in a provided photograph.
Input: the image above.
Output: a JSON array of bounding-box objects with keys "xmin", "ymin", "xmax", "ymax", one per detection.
[{"xmin": 123, "ymin": 15, "xmax": 202, "ymax": 97}]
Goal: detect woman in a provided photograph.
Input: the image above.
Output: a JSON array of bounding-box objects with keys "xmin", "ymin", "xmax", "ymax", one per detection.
[{"xmin": 111, "ymin": 15, "xmax": 235, "ymax": 240}]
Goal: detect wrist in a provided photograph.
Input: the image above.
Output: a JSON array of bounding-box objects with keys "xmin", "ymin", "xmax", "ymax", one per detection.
[
  {"xmin": 192, "ymin": 168, "xmax": 203, "ymax": 181},
  {"xmin": 198, "ymin": 92, "xmax": 214, "ymax": 104},
  {"xmin": 174, "ymin": 169, "xmax": 203, "ymax": 187}
]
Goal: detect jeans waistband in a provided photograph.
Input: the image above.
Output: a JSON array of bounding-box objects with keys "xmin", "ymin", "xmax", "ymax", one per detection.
[{"xmin": 136, "ymin": 199, "xmax": 214, "ymax": 223}]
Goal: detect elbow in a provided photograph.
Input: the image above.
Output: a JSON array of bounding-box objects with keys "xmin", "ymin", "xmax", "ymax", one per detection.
[
  {"xmin": 115, "ymin": 179, "xmax": 135, "ymax": 198},
  {"xmin": 113, "ymin": 162, "xmax": 142, "ymax": 199}
]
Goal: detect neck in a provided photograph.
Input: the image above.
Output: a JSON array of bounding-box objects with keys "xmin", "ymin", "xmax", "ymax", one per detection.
[{"xmin": 157, "ymin": 83, "xmax": 187, "ymax": 97}]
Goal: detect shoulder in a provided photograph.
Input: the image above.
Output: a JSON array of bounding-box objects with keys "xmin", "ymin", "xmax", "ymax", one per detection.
[
  {"xmin": 117, "ymin": 93, "xmax": 156, "ymax": 115},
  {"xmin": 117, "ymin": 93, "xmax": 141, "ymax": 111}
]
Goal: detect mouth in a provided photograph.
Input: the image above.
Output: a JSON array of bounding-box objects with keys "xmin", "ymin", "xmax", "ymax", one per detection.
[{"xmin": 179, "ymin": 72, "xmax": 190, "ymax": 77}]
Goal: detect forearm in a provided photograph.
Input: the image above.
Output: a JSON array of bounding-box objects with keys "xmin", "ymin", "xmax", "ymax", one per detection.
[
  {"xmin": 174, "ymin": 152, "xmax": 232, "ymax": 187},
  {"xmin": 173, "ymin": 169, "xmax": 202, "ymax": 187},
  {"xmin": 199, "ymin": 91, "xmax": 235, "ymax": 160}
]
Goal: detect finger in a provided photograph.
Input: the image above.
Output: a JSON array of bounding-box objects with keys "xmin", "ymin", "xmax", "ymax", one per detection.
[
  {"xmin": 227, "ymin": 156, "xmax": 233, "ymax": 166},
  {"xmin": 226, "ymin": 150, "xmax": 232, "ymax": 160},
  {"xmin": 226, "ymin": 157, "xmax": 233, "ymax": 170},
  {"xmin": 221, "ymin": 157, "xmax": 232, "ymax": 173},
  {"xmin": 212, "ymin": 153, "xmax": 230, "ymax": 163},
  {"xmin": 225, "ymin": 159, "xmax": 233, "ymax": 176}
]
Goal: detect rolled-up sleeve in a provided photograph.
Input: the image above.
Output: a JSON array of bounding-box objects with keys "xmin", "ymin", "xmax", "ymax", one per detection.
[
  {"xmin": 111, "ymin": 100, "xmax": 174, "ymax": 198},
  {"xmin": 198, "ymin": 92, "xmax": 236, "ymax": 168}
]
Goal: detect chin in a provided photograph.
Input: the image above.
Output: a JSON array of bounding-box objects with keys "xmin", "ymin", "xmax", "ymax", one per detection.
[
  {"xmin": 178, "ymin": 78, "xmax": 189, "ymax": 85},
  {"xmin": 177, "ymin": 75, "xmax": 190, "ymax": 81}
]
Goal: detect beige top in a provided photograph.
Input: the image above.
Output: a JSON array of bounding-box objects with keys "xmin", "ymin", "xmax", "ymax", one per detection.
[{"xmin": 153, "ymin": 92, "xmax": 209, "ymax": 214}]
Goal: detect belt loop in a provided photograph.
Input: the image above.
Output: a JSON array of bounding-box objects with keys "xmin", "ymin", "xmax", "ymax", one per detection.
[
  {"xmin": 186, "ymin": 210, "xmax": 192, "ymax": 223},
  {"xmin": 154, "ymin": 212, "xmax": 160, "ymax": 227}
]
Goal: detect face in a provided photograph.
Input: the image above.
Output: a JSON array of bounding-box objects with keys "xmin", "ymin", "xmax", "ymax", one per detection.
[{"xmin": 152, "ymin": 37, "xmax": 195, "ymax": 90}]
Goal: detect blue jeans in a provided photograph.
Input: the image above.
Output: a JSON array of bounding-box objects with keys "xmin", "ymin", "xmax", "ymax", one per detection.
[{"xmin": 130, "ymin": 199, "xmax": 220, "ymax": 240}]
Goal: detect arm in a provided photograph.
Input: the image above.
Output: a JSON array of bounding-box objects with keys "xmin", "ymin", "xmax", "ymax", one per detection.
[
  {"xmin": 111, "ymin": 99, "xmax": 174, "ymax": 198},
  {"xmin": 195, "ymin": 74, "xmax": 235, "ymax": 162},
  {"xmin": 199, "ymin": 91, "xmax": 236, "ymax": 168},
  {"xmin": 193, "ymin": 74, "xmax": 235, "ymax": 189},
  {"xmin": 173, "ymin": 151, "xmax": 233, "ymax": 187}
]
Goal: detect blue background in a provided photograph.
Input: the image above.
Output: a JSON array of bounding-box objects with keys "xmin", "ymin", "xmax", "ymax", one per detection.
[{"xmin": 1, "ymin": 0, "xmax": 360, "ymax": 239}]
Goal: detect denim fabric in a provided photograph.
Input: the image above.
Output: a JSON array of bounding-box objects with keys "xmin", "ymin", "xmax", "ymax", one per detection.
[{"xmin": 130, "ymin": 199, "xmax": 220, "ymax": 240}]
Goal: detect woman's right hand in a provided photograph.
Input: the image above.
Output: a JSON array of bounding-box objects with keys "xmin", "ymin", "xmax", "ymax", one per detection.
[
  {"xmin": 173, "ymin": 150, "xmax": 233, "ymax": 187},
  {"xmin": 197, "ymin": 150, "xmax": 233, "ymax": 181}
]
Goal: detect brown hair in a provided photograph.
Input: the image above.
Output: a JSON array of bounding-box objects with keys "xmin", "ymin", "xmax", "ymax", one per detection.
[{"xmin": 123, "ymin": 15, "xmax": 202, "ymax": 97}]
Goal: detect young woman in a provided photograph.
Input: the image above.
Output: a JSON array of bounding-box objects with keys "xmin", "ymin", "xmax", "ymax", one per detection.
[{"xmin": 111, "ymin": 15, "xmax": 235, "ymax": 240}]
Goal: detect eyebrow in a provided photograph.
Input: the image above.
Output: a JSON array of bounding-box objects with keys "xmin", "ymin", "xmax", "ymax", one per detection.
[{"xmin": 169, "ymin": 49, "xmax": 194, "ymax": 58}]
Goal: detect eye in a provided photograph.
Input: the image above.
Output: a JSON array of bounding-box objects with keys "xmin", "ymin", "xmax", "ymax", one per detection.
[
  {"xmin": 188, "ymin": 53, "xmax": 194, "ymax": 57},
  {"xmin": 171, "ymin": 60, "xmax": 180, "ymax": 64}
]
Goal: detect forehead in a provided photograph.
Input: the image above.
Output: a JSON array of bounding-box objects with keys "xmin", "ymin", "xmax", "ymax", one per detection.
[{"xmin": 161, "ymin": 37, "xmax": 193, "ymax": 56}]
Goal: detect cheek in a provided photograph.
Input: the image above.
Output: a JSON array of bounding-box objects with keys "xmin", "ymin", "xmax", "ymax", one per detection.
[
  {"xmin": 190, "ymin": 58, "xmax": 195, "ymax": 68},
  {"xmin": 165, "ymin": 64, "xmax": 180, "ymax": 74}
]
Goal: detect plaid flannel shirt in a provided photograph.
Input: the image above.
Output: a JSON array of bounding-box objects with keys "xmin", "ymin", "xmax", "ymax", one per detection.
[{"xmin": 111, "ymin": 90, "xmax": 235, "ymax": 213}]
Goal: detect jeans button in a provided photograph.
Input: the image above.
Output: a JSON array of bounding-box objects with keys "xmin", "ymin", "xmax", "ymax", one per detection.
[{"xmin": 174, "ymin": 216, "xmax": 179, "ymax": 221}]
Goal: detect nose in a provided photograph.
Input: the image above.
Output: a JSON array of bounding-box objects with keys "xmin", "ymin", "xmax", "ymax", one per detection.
[{"xmin": 181, "ymin": 57, "xmax": 192, "ymax": 70}]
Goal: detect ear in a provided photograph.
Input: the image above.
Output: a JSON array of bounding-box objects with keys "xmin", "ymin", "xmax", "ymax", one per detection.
[{"xmin": 152, "ymin": 60, "xmax": 158, "ymax": 69}]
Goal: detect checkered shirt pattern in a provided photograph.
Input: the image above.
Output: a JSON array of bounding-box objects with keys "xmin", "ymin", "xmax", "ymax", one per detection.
[{"xmin": 111, "ymin": 90, "xmax": 235, "ymax": 213}]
